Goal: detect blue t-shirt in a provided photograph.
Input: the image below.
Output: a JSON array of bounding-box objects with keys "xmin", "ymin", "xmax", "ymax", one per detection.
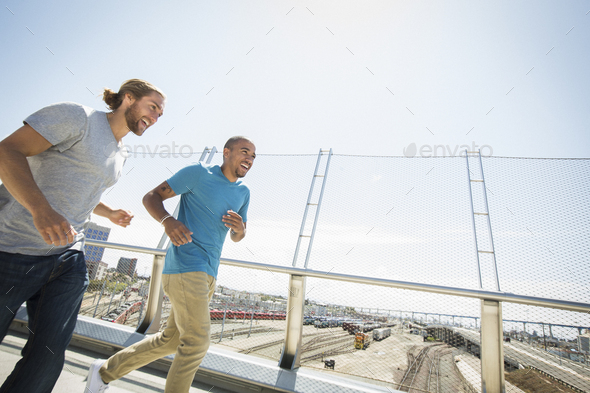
[{"xmin": 163, "ymin": 162, "xmax": 250, "ymax": 278}]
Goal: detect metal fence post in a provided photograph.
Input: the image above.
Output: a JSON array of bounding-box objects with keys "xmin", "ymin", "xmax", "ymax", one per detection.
[
  {"xmin": 279, "ymin": 274, "xmax": 306, "ymax": 370},
  {"xmin": 480, "ymin": 299, "xmax": 505, "ymax": 393},
  {"xmin": 136, "ymin": 254, "xmax": 165, "ymax": 334}
]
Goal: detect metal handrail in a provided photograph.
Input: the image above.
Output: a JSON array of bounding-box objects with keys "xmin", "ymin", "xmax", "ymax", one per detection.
[{"xmin": 85, "ymin": 239, "xmax": 590, "ymax": 313}]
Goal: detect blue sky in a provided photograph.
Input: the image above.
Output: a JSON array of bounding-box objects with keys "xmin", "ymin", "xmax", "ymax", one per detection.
[{"xmin": 1, "ymin": 0, "xmax": 589, "ymax": 158}]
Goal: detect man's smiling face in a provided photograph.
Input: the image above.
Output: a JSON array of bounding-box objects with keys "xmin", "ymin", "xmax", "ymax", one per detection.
[{"xmin": 125, "ymin": 91, "xmax": 165, "ymax": 136}]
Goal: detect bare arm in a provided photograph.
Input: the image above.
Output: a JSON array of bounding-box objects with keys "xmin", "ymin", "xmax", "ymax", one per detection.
[
  {"xmin": 0, "ymin": 124, "xmax": 76, "ymax": 245},
  {"xmin": 93, "ymin": 202, "xmax": 134, "ymax": 228},
  {"xmin": 143, "ymin": 181, "xmax": 193, "ymax": 246}
]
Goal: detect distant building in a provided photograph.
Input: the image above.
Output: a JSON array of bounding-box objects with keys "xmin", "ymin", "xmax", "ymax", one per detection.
[
  {"xmin": 116, "ymin": 257, "xmax": 138, "ymax": 278},
  {"xmin": 578, "ymin": 333, "xmax": 590, "ymax": 353},
  {"xmin": 87, "ymin": 261, "xmax": 108, "ymax": 280},
  {"xmin": 84, "ymin": 222, "xmax": 111, "ymax": 278},
  {"xmin": 84, "ymin": 222, "xmax": 110, "ymax": 262}
]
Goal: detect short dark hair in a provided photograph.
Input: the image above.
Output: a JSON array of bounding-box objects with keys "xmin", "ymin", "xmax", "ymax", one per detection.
[{"xmin": 224, "ymin": 136, "xmax": 254, "ymax": 151}]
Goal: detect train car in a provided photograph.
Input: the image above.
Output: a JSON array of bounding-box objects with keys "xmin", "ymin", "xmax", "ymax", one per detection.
[
  {"xmin": 354, "ymin": 332, "xmax": 372, "ymax": 350},
  {"xmin": 373, "ymin": 328, "xmax": 391, "ymax": 341}
]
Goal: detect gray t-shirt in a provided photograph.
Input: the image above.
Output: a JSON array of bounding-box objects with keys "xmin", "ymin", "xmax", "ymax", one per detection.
[{"xmin": 0, "ymin": 102, "xmax": 126, "ymax": 256}]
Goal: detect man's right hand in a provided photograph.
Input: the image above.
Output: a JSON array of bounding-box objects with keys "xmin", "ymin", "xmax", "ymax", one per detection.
[
  {"xmin": 163, "ymin": 218, "xmax": 194, "ymax": 246},
  {"xmin": 32, "ymin": 209, "xmax": 77, "ymax": 246}
]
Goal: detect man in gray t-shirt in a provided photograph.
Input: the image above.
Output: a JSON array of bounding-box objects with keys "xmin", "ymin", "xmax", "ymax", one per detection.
[{"xmin": 0, "ymin": 79, "xmax": 166, "ymax": 393}]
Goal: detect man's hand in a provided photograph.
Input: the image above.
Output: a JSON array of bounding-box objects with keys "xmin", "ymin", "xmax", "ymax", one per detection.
[
  {"xmin": 222, "ymin": 210, "xmax": 246, "ymax": 241},
  {"xmin": 107, "ymin": 209, "xmax": 134, "ymax": 227},
  {"xmin": 163, "ymin": 217, "xmax": 194, "ymax": 246},
  {"xmin": 32, "ymin": 208, "xmax": 77, "ymax": 246}
]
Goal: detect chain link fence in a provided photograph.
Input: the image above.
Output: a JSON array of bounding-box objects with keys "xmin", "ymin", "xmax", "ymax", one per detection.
[{"xmin": 79, "ymin": 151, "xmax": 590, "ymax": 392}]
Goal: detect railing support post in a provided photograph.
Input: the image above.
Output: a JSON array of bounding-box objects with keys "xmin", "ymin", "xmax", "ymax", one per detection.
[
  {"xmin": 279, "ymin": 275, "xmax": 306, "ymax": 370},
  {"xmin": 480, "ymin": 299, "xmax": 505, "ymax": 393},
  {"xmin": 136, "ymin": 255, "xmax": 165, "ymax": 334}
]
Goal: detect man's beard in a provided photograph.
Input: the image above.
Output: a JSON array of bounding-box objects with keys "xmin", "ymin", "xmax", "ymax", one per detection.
[{"xmin": 124, "ymin": 102, "xmax": 143, "ymax": 135}]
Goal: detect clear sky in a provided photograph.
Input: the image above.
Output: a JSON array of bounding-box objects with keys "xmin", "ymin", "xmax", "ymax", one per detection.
[
  {"xmin": 1, "ymin": 1, "xmax": 589, "ymax": 335},
  {"xmin": 1, "ymin": 0, "xmax": 588, "ymax": 158}
]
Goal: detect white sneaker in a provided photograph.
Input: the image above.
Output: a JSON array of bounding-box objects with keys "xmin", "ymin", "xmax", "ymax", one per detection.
[{"xmin": 85, "ymin": 359, "xmax": 109, "ymax": 392}]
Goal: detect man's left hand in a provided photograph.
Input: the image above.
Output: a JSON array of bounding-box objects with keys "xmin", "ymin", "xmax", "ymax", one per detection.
[
  {"xmin": 222, "ymin": 210, "xmax": 245, "ymax": 235},
  {"xmin": 108, "ymin": 209, "xmax": 134, "ymax": 227}
]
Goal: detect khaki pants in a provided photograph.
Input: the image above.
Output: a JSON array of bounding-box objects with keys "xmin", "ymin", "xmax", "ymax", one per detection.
[{"xmin": 100, "ymin": 271, "xmax": 216, "ymax": 393}]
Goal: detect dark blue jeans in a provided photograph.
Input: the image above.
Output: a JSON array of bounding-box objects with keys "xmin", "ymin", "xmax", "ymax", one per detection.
[{"xmin": 0, "ymin": 249, "xmax": 88, "ymax": 393}]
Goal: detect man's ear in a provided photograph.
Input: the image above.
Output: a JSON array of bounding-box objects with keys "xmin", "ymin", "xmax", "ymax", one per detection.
[{"xmin": 125, "ymin": 93, "xmax": 136, "ymax": 105}]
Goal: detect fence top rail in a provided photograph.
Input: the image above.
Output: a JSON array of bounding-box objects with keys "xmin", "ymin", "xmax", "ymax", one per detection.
[{"xmin": 85, "ymin": 239, "xmax": 590, "ymax": 314}]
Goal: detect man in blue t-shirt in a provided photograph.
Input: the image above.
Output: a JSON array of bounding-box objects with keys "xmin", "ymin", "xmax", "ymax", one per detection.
[{"xmin": 86, "ymin": 136, "xmax": 256, "ymax": 393}]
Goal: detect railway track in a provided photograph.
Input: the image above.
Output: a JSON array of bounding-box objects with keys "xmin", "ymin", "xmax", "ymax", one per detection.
[{"xmin": 398, "ymin": 344, "xmax": 451, "ymax": 392}]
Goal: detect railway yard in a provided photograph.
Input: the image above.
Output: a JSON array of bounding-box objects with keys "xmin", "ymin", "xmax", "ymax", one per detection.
[
  {"xmin": 208, "ymin": 320, "xmax": 475, "ymax": 392},
  {"xmin": 77, "ymin": 296, "xmax": 590, "ymax": 392}
]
